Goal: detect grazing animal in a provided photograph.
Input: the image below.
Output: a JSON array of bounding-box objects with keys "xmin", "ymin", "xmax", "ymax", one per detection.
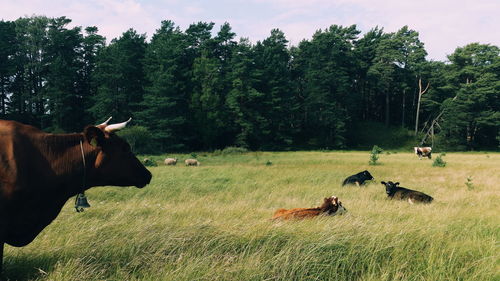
[
  {"xmin": 142, "ymin": 158, "xmax": 157, "ymax": 167},
  {"xmin": 414, "ymin": 147, "xmax": 432, "ymax": 159},
  {"xmin": 164, "ymin": 158, "xmax": 178, "ymax": 165},
  {"xmin": 272, "ymin": 196, "xmax": 347, "ymax": 220},
  {"xmin": 185, "ymin": 159, "xmax": 200, "ymax": 166},
  {"xmin": 0, "ymin": 117, "xmax": 152, "ymax": 273},
  {"xmin": 381, "ymin": 181, "xmax": 433, "ymax": 204},
  {"xmin": 342, "ymin": 170, "xmax": 374, "ymax": 186}
]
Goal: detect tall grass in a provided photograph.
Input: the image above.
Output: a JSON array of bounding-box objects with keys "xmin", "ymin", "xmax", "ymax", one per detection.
[{"xmin": 4, "ymin": 152, "xmax": 499, "ymax": 280}]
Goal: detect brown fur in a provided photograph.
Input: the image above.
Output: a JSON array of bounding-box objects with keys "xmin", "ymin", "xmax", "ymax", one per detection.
[
  {"xmin": 0, "ymin": 119, "xmax": 152, "ymax": 273},
  {"xmin": 272, "ymin": 196, "xmax": 344, "ymax": 220}
]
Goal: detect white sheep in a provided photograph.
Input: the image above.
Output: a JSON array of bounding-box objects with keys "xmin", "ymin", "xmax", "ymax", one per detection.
[
  {"xmin": 185, "ymin": 159, "xmax": 200, "ymax": 166},
  {"xmin": 164, "ymin": 157, "xmax": 178, "ymax": 165}
]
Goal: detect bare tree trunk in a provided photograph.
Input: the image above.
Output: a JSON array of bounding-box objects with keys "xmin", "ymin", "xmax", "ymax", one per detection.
[
  {"xmin": 414, "ymin": 78, "xmax": 430, "ymax": 135},
  {"xmin": 431, "ymin": 123, "xmax": 434, "ymax": 147}
]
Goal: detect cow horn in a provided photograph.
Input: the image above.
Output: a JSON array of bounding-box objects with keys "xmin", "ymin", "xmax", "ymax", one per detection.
[
  {"xmin": 98, "ymin": 117, "xmax": 112, "ymax": 127},
  {"xmin": 105, "ymin": 118, "xmax": 132, "ymax": 132}
]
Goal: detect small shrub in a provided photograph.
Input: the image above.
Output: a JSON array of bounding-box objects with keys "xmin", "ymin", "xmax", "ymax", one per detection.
[
  {"xmin": 142, "ymin": 158, "xmax": 157, "ymax": 167},
  {"xmin": 432, "ymin": 153, "xmax": 447, "ymax": 167},
  {"xmin": 190, "ymin": 153, "xmax": 198, "ymax": 159},
  {"xmin": 221, "ymin": 146, "xmax": 248, "ymax": 155},
  {"xmin": 369, "ymin": 145, "xmax": 384, "ymax": 165},
  {"xmin": 265, "ymin": 160, "xmax": 273, "ymax": 166},
  {"xmin": 465, "ymin": 176, "xmax": 474, "ymax": 190}
]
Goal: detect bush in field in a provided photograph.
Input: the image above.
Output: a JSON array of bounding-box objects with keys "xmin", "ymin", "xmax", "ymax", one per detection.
[
  {"xmin": 369, "ymin": 145, "xmax": 384, "ymax": 165},
  {"xmin": 117, "ymin": 126, "xmax": 153, "ymax": 154},
  {"xmin": 465, "ymin": 176, "xmax": 474, "ymax": 190},
  {"xmin": 432, "ymin": 153, "xmax": 447, "ymax": 167}
]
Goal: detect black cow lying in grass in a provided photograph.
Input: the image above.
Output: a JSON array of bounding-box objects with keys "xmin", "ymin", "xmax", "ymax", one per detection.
[
  {"xmin": 342, "ymin": 170, "xmax": 374, "ymax": 187},
  {"xmin": 381, "ymin": 181, "xmax": 433, "ymax": 204}
]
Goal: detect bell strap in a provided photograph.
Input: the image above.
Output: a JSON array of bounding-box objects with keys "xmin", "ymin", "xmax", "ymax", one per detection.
[{"xmin": 75, "ymin": 140, "xmax": 89, "ymax": 212}]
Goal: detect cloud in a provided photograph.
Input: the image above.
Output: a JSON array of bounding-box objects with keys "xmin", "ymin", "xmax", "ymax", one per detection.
[
  {"xmin": 1, "ymin": 0, "xmax": 498, "ymax": 60},
  {"xmin": 1, "ymin": 0, "xmax": 165, "ymax": 40},
  {"xmin": 242, "ymin": 0, "xmax": 500, "ymax": 60}
]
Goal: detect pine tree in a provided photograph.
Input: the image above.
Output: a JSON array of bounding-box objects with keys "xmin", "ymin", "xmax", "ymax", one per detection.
[
  {"xmin": 253, "ymin": 29, "xmax": 295, "ymax": 149},
  {"xmin": 138, "ymin": 20, "xmax": 191, "ymax": 151},
  {"xmin": 0, "ymin": 20, "xmax": 17, "ymax": 116},
  {"xmin": 440, "ymin": 44, "xmax": 500, "ymax": 149},
  {"xmin": 9, "ymin": 16, "xmax": 50, "ymax": 126},
  {"xmin": 44, "ymin": 16, "xmax": 83, "ymax": 132},
  {"xmin": 226, "ymin": 38, "xmax": 265, "ymax": 149},
  {"xmin": 295, "ymin": 25, "xmax": 359, "ymax": 148},
  {"xmin": 79, "ymin": 26, "xmax": 105, "ymax": 125},
  {"xmin": 190, "ymin": 22, "xmax": 236, "ymax": 149},
  {"xmin": 89, "ymin": 29, "xmax": 146, "ymax": 122}
]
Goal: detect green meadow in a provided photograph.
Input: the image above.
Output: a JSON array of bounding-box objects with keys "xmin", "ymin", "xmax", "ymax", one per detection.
[{"xmin": 3, "ymin": 151, "xmax": 499, "ymax": 281}]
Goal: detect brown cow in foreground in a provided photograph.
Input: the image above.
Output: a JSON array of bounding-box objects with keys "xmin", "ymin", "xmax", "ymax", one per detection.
[
  {"xmin": 0, "ymin": 118, "xmax": 152, "ymax": 273},
  {"xmin": 272, "ymin": 196, "xmax": 347, "ymax": 220}
]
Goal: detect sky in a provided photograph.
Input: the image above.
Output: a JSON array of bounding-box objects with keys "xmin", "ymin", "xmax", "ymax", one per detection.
[{"xmin": 1, "ymin": 0, "xmax": 499, "ymax": 61}]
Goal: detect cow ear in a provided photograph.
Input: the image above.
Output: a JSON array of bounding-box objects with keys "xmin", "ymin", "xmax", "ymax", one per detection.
[
  {"xmin": 381, "ymin": 181, "xmax": 386, "ymax": 185},
  {"xmin": 395, "ymin": 182, "xmax": 400, "ymax": 185},
  {"xmin": 84, "ymin": 126, "xmax": 105, "ymax": 147}
]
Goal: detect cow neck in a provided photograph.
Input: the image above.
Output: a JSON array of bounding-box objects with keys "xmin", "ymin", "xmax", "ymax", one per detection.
[
  {"xmin": 37, "ymin": 133, "xmax": 97, "ymax": 193},
  {"xmin": 74, "ymin": 139, "xmax": 99, "ymax": 191}
]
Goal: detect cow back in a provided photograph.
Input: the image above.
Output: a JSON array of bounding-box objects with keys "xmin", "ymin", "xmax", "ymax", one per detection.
[{"xmin": 272, "ymin": 208, "xmax": 323, "ymax": 220}]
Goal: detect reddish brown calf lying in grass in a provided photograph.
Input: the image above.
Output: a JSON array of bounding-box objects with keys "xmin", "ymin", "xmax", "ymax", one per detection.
[{"xmin": 272, "ymin": 196, "xmax": 347, "ymax": 220}]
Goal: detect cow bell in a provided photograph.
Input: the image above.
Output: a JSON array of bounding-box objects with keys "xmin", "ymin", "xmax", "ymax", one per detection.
[{"xmin": 75, "ymin": 193, "xmax": 91, "ymax": 212}]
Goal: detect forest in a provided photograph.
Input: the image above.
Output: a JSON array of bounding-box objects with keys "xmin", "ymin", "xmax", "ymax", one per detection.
[{"xmin": 0, "ymin": 16, "xmax": 498, "ymax": 152}]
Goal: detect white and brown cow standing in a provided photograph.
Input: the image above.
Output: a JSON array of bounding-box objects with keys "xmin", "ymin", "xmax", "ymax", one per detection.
[{"xmin": 414, "ymin": 147, "xmax": 432, "ymax": 159}]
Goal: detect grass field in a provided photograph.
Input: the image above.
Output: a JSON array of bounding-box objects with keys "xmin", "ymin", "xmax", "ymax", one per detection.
[{"xmin": 3, "ymin": 151, "xmax": 499, "ymax": 281}]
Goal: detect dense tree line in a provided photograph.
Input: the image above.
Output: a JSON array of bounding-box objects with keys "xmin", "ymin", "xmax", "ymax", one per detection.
[{"xmin": 0, "ymin": 16, "xmax": 498, "ymax": 151}]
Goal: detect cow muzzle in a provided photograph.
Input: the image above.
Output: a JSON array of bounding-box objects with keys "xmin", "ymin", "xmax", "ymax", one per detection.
[{"xmin": 136, "ymin": 170, "xmax": 152, "ymax": 188}]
